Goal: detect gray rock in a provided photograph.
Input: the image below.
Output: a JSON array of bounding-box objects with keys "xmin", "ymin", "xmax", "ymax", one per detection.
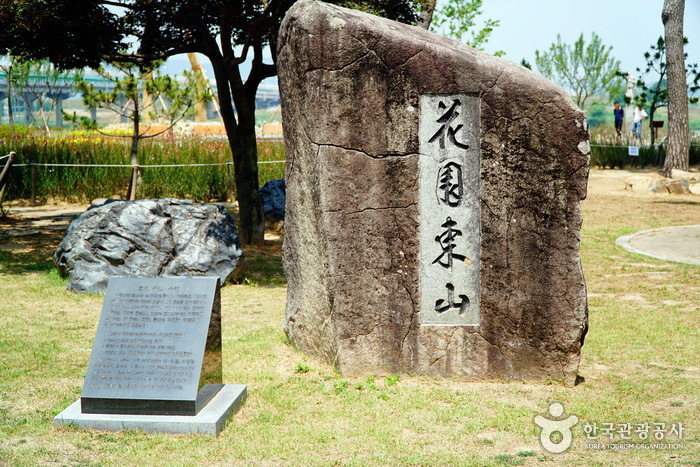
[
  {"xmin": 278, "ymin": 0, "xmax": 589, "ymax": 385},
  {"xmin": 54, "ymin": 199, "xmax": 243, "ymax": 293},
  {"xmin": 648, "ymin": 179, "xmax": 691, "ymax": 194},
  {"xmin": 260, "ymin": 179, "xmax": 286, "ymax": 221}
]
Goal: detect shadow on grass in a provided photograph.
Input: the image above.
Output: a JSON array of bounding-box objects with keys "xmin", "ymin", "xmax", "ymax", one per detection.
[
  {"xmin": 650, "ymin": 198, "xmax": 700, "ymax": 208},
  {"xmin": 233, "ymin": 239, "xmax": 286, "ymax": 286},
  {"xmin": 0, "ymin": 231, "xmax": 62, "ymax": 275}
]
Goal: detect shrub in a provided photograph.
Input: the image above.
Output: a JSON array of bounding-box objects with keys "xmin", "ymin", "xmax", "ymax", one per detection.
[
  {"xmin": 589, "ymin": 126, "xmax": 700, "ymax": 169},
  {"xmin": 0, "ymin": 129, "xmax": 285, "ymax": 202}
]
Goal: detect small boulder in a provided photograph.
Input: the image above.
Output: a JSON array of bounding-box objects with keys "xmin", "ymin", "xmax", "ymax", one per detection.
[
  {"xmin": 54, "ymin": 198, "xmax": 243, "ymax": 293},
  {"xmin": 260, "ymin": 179, "xmax": 286, "ymax": 221},
  {"xmin": 648, "ymin": 179, "xmax": 691, "ymax": 194}
]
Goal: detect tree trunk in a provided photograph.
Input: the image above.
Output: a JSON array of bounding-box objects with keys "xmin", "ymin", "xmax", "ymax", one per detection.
[
  {"xmin": 6, "ymin": 68, "xmax": 14, "ymax": 136},
  {"xmin": 127, "ymin": 106, "xmax": 141, "ymax": 200},
  {"xmin": 662, "ymin": 0, "xmax": 689, "ymax": 177},
  {"xmin": 231, "ymin": 82, "xmax": 265, "ymax": 245},
  {"xmin": 233, "ymin": 124, "xmax": 265, "ymax": 245},
  {"xmin": 208, "ymin": 52, "xmax": 265, "ymax": 245},
  {"xmin": 417, "ymin": 0, "xmax": 437, "ymax": 30}
]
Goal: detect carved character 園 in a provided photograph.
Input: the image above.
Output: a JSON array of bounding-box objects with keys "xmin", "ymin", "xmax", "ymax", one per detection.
[{"xmin": 436, "ymin": 161, "xmax": 463, "ymax": 207}]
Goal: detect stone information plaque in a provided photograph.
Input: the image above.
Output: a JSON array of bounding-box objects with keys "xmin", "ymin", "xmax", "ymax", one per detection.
[
  {"xmin": 419, "ymin": 94, "xmax": 481, "ymax": 326},
  {"xmin": 81, "ymin": 276, "xmax": 222, "ymax": 416}
]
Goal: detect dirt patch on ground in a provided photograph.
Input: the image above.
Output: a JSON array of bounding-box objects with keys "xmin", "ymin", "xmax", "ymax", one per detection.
[
  {"xmin": 1, "ymin": 169, "xmax": 698, "ymax": 257},
  {"xmin": 0, "ymin": 168, "xmax": 697, "ymax": 267},
  {"xmin": 586, "ymin": 168, "xmax": 700, "ymax": 198}
]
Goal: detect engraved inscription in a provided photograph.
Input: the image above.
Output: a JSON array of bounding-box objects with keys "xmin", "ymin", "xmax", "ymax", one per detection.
[
  {"xmin": 436, "ymin": 162, "xmax": 463, "ymax": 207},
  {"xmin": 82, "ymin": 277, "xmax": 217, "ymax": 401},
  {"xmin": 428, "ymin": 99, "xmax": 470, "ymax": 150},
  {"xmin": 433, "ymin": 217, "xmax": 467, "ymax": 269},
  {"xmin": 435, "ymin": 283, "xmax": 470, "ymax": 314},
  {"xmin": 419, "ymin": 94, "xmax": 480, "ymax": 326}
]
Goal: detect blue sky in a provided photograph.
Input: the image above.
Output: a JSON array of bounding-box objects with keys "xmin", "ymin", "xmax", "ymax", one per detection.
[
  {"xmin": 478, "ymin": 0, "xmax": 699, "ymax": 75},
  {"xmin": 161, "ymin": 1, "xmax": 699, "ymax": 88}
]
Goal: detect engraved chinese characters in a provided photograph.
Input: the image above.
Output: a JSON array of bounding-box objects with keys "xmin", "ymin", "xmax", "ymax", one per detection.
[
  {"xmin": 279, "ymin": 1, "xmax": 590, "ymax": 382},
  {"xmin": 419, "ymin": 95, "xmax": 480, "ymax": 326}
]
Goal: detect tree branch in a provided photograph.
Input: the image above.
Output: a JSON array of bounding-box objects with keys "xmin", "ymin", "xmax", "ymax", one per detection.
[
  {"xmin": 231, "ymin": 5, "xmax": 272, "ymax": 66},
  {"xmin": 102, "ymin": 45, "xmax": 200, "ymax": 65},
  {"xmin": 99, "ymin": 1, "xmax": 134, "ymax": 9}
]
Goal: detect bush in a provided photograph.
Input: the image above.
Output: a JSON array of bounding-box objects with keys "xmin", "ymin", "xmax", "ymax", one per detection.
[
  {"xmin": 0, "ymin": 129, "xmax": 285, "ymax": 202},
  {"xmin": 589, "ymin": 126, "xmax": 700, "ymax": 169}
]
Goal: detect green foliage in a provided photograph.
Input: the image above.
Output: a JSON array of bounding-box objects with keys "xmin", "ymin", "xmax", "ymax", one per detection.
[
  {"xmin": 0, "ymin": 131, "xmax": 285, "ymax": 202},
  {"xmin": 586, "ymin": 103, "xmax": 610, "ymax": 128},
  {"xmin": 332, "ymin": 380, "xmax": 350, "ymax": 394},
  {"xmin": 535, "ymin": 32, "xmax": 624, "ymax": 110},
  {"xmin": 338, "ymin": 0, "xmax": 417, "ymax": 23},
  {"xmin": 14, "ymin": 60, "xmax": 82, "ymax": 135},
  {"xmin": 78, "ymin": 63, "xmax": 209, "ymax": 135},
  {"xmin": 0, "ymin": 56, "xmax": 81, "ymax": 136},
  {"xmin": 624, "ymin": 36, "xmax": 700, "ymax": 145},
  {"xmin": 588, "ymin": 134, "xmax": 700, "ymax": 168},
  {"xmin": 630, "ymin": 37, "xmax": 700, "ymax": 108},
  {"xmin": 0, "ymin": 0, "xmax": 419, "ymax": 243},
  {"xmin": 61, "ymin": 111, "xmax": 97, "ymax": 131},
  {"xmin": 385, "ymin": 374, "xmax": 401, "ymax": 386},
  {"xmin": 431, "ymin": 0, "xmax": 503, "ymax": 55}
]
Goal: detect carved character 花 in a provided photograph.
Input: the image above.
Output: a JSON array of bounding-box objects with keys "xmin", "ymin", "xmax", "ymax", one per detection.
[{"xmin": 428, "ymin": 99, "xmax": 470, "ymax": 150}]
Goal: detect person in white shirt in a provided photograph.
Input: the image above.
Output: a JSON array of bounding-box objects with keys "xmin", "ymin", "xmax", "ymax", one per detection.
[{"xmin": 632, "ymin": 105, "xmax": 647, "ymax": 140}]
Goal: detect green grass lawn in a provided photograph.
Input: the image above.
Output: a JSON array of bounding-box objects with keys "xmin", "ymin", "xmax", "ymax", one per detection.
[{"xmin": 0, "ymin": 171, "xmax": 698, "ymax": 466}]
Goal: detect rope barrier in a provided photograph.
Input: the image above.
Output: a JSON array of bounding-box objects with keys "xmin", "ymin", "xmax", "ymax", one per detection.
[
  {"xmin": 591, "ymin": 144, "xmax": 700, "ymax": 148},
  {"xmin": 12, "ymin": 160, "xmax": 286, "ymax": 168},
  {"xmin": 590, "ymin": 143, "xmax": 665, "ymax": 148}
]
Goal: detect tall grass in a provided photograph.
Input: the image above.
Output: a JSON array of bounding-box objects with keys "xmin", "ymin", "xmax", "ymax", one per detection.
[
  {"xmin": 589, "ymin": 126, "xmax": 700, "ymax": 169},
  {"xmin": 0, "ymin": 129, "xmax": 286, "ymax": 202}
]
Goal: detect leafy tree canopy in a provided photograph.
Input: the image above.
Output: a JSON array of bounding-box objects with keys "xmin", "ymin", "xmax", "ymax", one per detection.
[
  {"xmin": 535, "ymin": 32, "xmax": 624, "ymax": 110},
  {"xmin": 430, "ymin": 0, "xmax": 503, "ymax": 55},
  {"xmin": 624, "ymin": 36, "xmax": 699, "ymax": 145},
  {"xmin": 1, "ymin": 0, "xmax": 416, "ymax": 69},
  {"xmin": 0, "ymin": 0, "xmax": 418, "ymax": 244},
  {"xmin": 629, "ymin": 36, "xmax": 700, "ymax": 109}
]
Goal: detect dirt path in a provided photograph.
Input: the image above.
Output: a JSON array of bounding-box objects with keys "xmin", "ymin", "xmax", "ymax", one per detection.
[
  {"xmin": 1, "ymin": 201, "xmax": 88, "ymax": 236},
  {"xmin": 0, "ymin": 168, "xmax": 697, "ymax": 256}
]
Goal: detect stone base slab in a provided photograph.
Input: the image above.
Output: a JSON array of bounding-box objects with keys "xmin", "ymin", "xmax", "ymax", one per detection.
[{"xmin": 54, "ymin": 384, "xmax": 246, "ymax": 437}]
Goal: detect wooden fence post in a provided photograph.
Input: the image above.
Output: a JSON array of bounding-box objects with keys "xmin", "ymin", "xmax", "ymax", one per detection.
[
  {"xmin": 0, "ymin": 152, "xmax": 15, "ymax": 187},
  {"xmin": 227, "ymin": 163, "xmax": 235, "ymax": 202},
  {"xmin": 31, "ymin": 162, "xmax": 36, "ymax": 204},
  {"xmin": 0, "ymin": 152, "xmax": 16, "ymax": 215}
]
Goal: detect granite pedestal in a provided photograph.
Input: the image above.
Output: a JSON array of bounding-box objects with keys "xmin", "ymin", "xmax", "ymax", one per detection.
[{"xmin": 54, "ymin": 384, "xmax": 246, "ymax": 437}]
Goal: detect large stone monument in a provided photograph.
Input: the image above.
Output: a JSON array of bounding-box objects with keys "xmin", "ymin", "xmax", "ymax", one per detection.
[{"xmin": 278, "ymin": 0, "xmax": 590, "ymax": 385}]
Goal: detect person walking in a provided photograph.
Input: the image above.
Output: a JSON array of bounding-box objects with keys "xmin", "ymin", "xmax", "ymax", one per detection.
[
  {"xmin": 632, "ymin": 104, "xmax": 647, "ymax": 140},
  {"xmin": 613, "ymin": 101, "xmax": 624, "ymax": 137}
]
